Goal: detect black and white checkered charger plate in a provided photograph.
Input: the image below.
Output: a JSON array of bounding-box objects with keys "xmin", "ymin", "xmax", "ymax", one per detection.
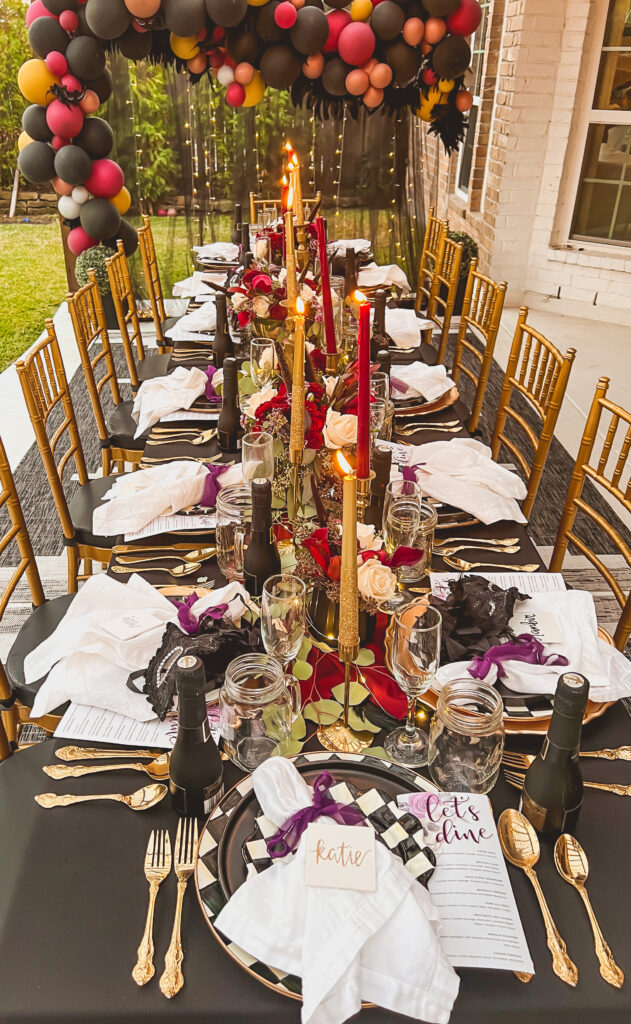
[{"xmin": 194, "ymin": 751, "xmax": 437, "ymax": 1001}]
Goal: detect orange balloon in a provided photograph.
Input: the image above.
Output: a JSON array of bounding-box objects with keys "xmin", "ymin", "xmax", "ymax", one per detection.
[
  {"xmin": 187, "ymin": 53, "xmax": 207, "ymax": 74},
  {"xmin": 360, "ymin": 57, "xmax": 378, "ymax": 74},
  {"xmin": 363, "ymin": 86, "xmax": 383, "ymax": 109},
  {"xmin": 402, "ymin": 17, "xmax": 424, "ymax": 46},
  {"xmin": 52, "ymin": 176, "xmax": 73, "ymax": 196},
  {"xmin": 369, "ymin": 62, "xmax": 392, "ymax": 89},
  {"xmin": 111, "ymin": 186, "xmax": 131, "ymax": 215},
  {"xmin": 421, "ymin": 40, "xmax": 432, "ymax": 55},
  {"xmin": 303, "ymin": 52, "xmax": 324, "ymax": 79},
  {"xmin": 124, "ymin": 0, "xmax": 160, "ymax": 14},
  {"xmin": 234, "ymin": 61, "xmax": 254, "ymax": 85},
  {"xmin": 456, "ymin": 89, "xmax": 474, "ymax": 112},
  {"xmin": 424, "ymin": 17, "xmax": 446, "ymax": 44},
  {"xmin": 346, "ymin": 69, "xmax": 369, "ymax": 95},
  {"xmin": 79, "ymin": 89, "xmax": 100, "ymax": 114}
]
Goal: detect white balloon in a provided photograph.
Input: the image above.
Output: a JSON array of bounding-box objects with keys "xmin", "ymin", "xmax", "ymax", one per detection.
[
  {"xmin": 71, "ymin": 185, "xmax": 89, "ymax": 205},
  {"xmin": 58, "ymin": 195, "xmax": 81, "ymax": 220},
  {"xmin": 217, "ymin": 65, "xmax": 235, "ymax": 86}
]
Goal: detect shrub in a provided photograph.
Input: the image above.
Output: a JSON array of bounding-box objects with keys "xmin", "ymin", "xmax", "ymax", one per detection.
[
  {"xmin": 75, "ymin": 244, "xmax": 113, "ymax": 294},
  {"xmin": 448, "ymin": 230, "xmax": 479, "ymax": 281}
]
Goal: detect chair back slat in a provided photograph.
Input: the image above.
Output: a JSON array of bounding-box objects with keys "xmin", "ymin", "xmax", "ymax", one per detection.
[
  {"xmin": 68, "ymin": 275, "xmax": 122, "ymax": 446},
  {"xmin": 138, "ymin": 216, "xmax": 167, "ymax": 345},
  {"xmin": 106, "ymin": 241, "xmax": 143, "ymax": 389},
  {"xmin": 452, "ymin": 261, "xmax": 507, "ymax": 431},
  {"xmin": 426, "ymin": 236, "xmax": 464, "ymax": 363},
  {"xmin": 491, "ymin": 307, "xmax": 576, "ymax": 520},
  {"xmin": 414, "ymin": 208, "xmax": 447, "ymax": 314}
]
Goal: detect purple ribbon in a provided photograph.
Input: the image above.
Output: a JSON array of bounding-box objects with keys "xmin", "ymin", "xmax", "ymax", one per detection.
[
  {"xmin": 200, "ymin": 463, "xmax": 229, "ymax": 508},
  {"xmin": 174, "ymin": 591, "xmax": 229, "ymax": 635},
  {"xmin": 390, "ymin": 376, "xmax": 408, "ymax": 395},
  {"xmin": 204, "ymin": 366, "xmax": 221, "ymax": 403},
  {"xmin": 468, "ymin": 633, "xmax": 569, "ymax": 681},
  {"xmin": 266, "ymin": 771, "xmax": 365, "ymax": 859}
]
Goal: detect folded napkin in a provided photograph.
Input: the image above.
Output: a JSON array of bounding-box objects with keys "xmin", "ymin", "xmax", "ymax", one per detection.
[
  {"xmin": 165, "ymin": 301, "xmax": 216, "ymax": 342},
  {"xmin": 370, "ymin": 307, "xmax": 432, "ymax": 350},
  {"xmin": 328, "ymin": 238, "xmax": 371, "ymax": 257},
  {"xmin": 193, "ymin": 242, "xmax": 239, "ymax": 262},
  {"xmin": 358, "ymin": 263, "xmax": 410, "ymax": 293},
  {"xmin": 172, "ymin": 271, "xmax": 226, "ymax": 300},
  {"xmin": 25, "ymin": 574, "xmax": 178, "ymax": 720},
  {"xmin": 132, "ymin": 366, "xmax": 209, "ymax": 437},
  {"xmin": 215, "ymin": 758, "xmax": 459, "ymax": 1024},
  {"xmin": 393, "ymin": 438, "xmax": 527, "ymax": 525},
  {"xmin": 93, "ymin": 460, "xmax": 212, "ymax": 536},
  {"xmin": 434, "ymin": 590, "xmax": 631, "ymax": 702},
  {"xmin": 390, "ymin": 361, "xmax": 455, "ymax": 403}
]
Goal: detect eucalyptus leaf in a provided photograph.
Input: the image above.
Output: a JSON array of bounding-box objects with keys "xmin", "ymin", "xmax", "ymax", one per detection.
[
  {"xmin": 297, "ymin": 637, "xmax": 313, "ymax": 662},
  {"xmin": 310, "ymin": 638, "xmax": 337, "ymax": 654},
  {"xmin": 238, "ymin": 377, "xmax": 257, "ymax": 397},
  {"xmin": 303, "ymin": 700, "xmax": 342, "ymax": 726},
  {"xmin": 331, "ymin": 680, "xmax": 371, "ymax": 706},
  {"xmin": 364, "ymin": 746, "xmax": 391, "ymax": 761},
  {"xmin": 354, "ymin": 648, "xmax": 375, "ymax": 667},
  {"xmin": 240, "ymin": 360, "xmax": 252, "ymax": 374},
  {"xmin": 292, "ymin": 660, "xmax": 313, "ymax": 681},
  {"xmin": 272, "ymin": 738, "xmax": 304, "ymax": 758},
  {"xmin": 347, "ymin": 708, "xmax": 381, "ymax": 734},
  {"xmin": 291, "ymin": 713, "xmax": 306, "ymax": 741}
]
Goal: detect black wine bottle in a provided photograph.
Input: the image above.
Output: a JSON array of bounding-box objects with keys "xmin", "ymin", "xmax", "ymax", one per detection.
[
  {"xmin": 217, "ymin": 356, "xmax": 242, "ymax": 453},
  {"xmin": 370, "ymin": 289, "xmax": 390, "ymax": 360},
  {"xmin": 520, "ymin": 672, "xmax": 590, "ymax": 838},
  {"xmin": 231, "ymin": 203, "xmax": 242, "ymax": 246},
  {"xmin": 343, "ymin": 246, "xmax": 358, "ymax": 301},
  {"xmin": 212, "ymin": 293, "xmax": 234, "ymax": 368},
  {"xmin": 376, "ymin": 348, "xmax": 391, "ymax": 376},
  {"xmin": 364, "ymin": 445, "xmax": 392, "ymax": 529},
  {"xmin": 243, "ymin": 478, "xmax": 281, "ymax": 597},
  {"xmin": 240, "ymin": 222, "xmax": 250, "ymax": 266},
  {"xmin": 169, "ymin": 655, "xmax": 224, "ymax": 817},
  {"xmin": 243, "ymin": 249, "xmax": 254, "ymax": 270}
]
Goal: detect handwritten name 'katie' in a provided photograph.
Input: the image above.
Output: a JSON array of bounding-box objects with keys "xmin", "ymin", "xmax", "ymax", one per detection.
[{"xmin": 305, "ymin": 822, "xmax": 376, "ymax": 892}]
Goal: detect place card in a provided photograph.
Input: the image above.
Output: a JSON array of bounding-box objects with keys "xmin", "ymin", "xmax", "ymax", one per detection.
[
  {"xmin": 305, "ymin": 822, "xmax": 376, "ymax": 892},
  {"xmin": 372, "ymin": 439, "xmax": 409, "ymax": 465},
  {"xmin": 509, "ymin": 604, "xmax": 564, "ymax": 644},
  {"xmin": 161, "ymin": 410, "xmax": 219, "ymax": 423},
  {"xmin": 101, "ymin": 610, "xmax": 165, "ymax": 642}
]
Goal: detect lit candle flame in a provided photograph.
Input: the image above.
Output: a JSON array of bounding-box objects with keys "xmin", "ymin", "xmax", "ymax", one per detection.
[
  {"xmin": 282, "ymin": 174, "xmax": 287, "ymax": 186},
  {"xmin": 353, "ymin": 289, "xmax": 368, "ymax": 304},
  {"xmin": 296, "ymin": 297, "xmax": 305, "ymax": 315},
  {"xmin": 290, "ymin": 154, "xmax": 299, "ymax": 169},
  {"xmin": 285, "ymin": 140, "xmax": 293, "ymax": 153},
  {"xmin": 337, "ymin": 451, "xmax": 353, "ymax": 476}
]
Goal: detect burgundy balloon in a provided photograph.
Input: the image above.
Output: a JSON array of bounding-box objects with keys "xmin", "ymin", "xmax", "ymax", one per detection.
[
  {"xmin": 45, "ymin": 50, "xmax": 68, "ymax": 76},
  {"xmin": 323, "ymin": 8, "xmax": 351, "ymax": 52},
  {"xmin": 46, "ymin": 98, "xmax": 84, "ymax": 138},
  {"xmin": 337, "ymin": 22, "xmax": 375, "ymax": 65},
  {"xmin": 26, "ymin": 0, "xmax": 57, "ymax": 28},
  {"xmin": 85, "ymin": 157, "xmax": 124, "ymax": 198},
  {"xmin": 446, "ymin": 0, "xmax": 482, "ymax": 36},
  {"xmin": 68, "ymin": 225, "xmax": 97, "ymax": 256}
]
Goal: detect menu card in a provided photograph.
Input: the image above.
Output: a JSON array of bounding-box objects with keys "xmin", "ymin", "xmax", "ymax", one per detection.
[
  {"xmin": 430, "ymin": 571, "xmax": 566, "ymax": 598},
  {"xmin": 398, "ymin": 791, "xmax": 534, "ymax": 973},
  {"xmin": 125, "ymin": 512, "xmax": 216, "ymax": 541},
  {"xmin": 55, "ymin": 698, "xmax": 221, "ymax": 748}
]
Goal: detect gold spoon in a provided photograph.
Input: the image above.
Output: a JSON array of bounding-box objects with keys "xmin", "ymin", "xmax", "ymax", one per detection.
[
  {"xmin": 115, "ymin": 548, "xmax": 216, "ymax": 566},
  {"xmin": 141, "ymin": 456, "xmax": 209, "ymax": 465},
  {"xmin": 111, "ymin": 563, "xmax": 201, "ymax": 578},
  {"xmin": 434, "ymin": 536, "xmax": 520, "ymax": 548},
  {"xmin": 554, "ymin": 834, "xmax": 624, "ymax": 988},
  {"xmin": 498, "ymin": 809, "xmax": 579, "ymax": 986},
  {"xmin": 444, "ymin": 555, "xmax": 540, "ymax": 572},
  {"xmin": 43, "ymin": 754, "xmax": 171, "ymax": 781},
  {"xmin": 147, "ymin": 429, "xmax": 218, "ymax": 447},
  {"xmin": 56, "ymin": 746, "xmax": 162, "ymax": 761},
  {"xmin": 34, "ymin": 783, "xmax": 168, "ymax": 811},
  {"xmin": 438, "ymin": 543, "xmax": 521, "ymax": 557}
]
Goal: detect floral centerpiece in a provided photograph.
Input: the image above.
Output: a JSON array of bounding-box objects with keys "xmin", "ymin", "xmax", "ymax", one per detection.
[
  {"xmin": 256, "ymin": 222, "xmax": 318, "ymax": 265},
  {"xmin": 228, "ymin": 265, "xmax": 323, "ymax": 346}
]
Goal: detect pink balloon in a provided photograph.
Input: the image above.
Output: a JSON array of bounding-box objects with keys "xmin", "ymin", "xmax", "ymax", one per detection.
[
  {"xmin": 369, "ymin": 62, "xmax": 392, "ymax": 88},
  {"xmin": 303, "ymin": 52, "xmax": 324, "ymax": 78},
  {"xmin": 61, "ymin": 73, "xmax": 83, "ymax": 93},
  {"xmin": 323, "ymin": 9, "xmax": 351, "ymax": 53},
  {"xmin": 225, "ymin": 82, "xmax": 246, "ymax": 107},
  {"xmin": 26, "ymin": 0, "xmax": 56, "ymax": 27},
  {"xmin": 79, "ymin": 90, "xmax": 100, "ymax": 114},
  {"xmin": 402, "ymin": 17, "xmax": 424, "ymax": 46},
  {"xmin": 85, "ymin": 158, "xmax": 125, "ymax": 199},
  {"xmin": 59, "ymin": 9, "xmax": 78, "ymax": 31},
  {"xmin": 51, "ymin": 135, "xmax": 69, "ymax": 150},
  {"xmin": 52, "ymin": 175, "xmax": 74, "ymax": 195},
  {"xmin": 46, "ymin": 99, "xmax": 84, "ymax": 139},
  {"xmin": 345, "ymin": 69, "xmax": 369, "ymax": 95},
  {"xmin": 338, "ymin": 22, "xmax": 375, "ymax": 65},
  {"xmin": 68, "ymin": 225, "xmax": 97, "ymax": 256},
  {"xmin": 45, "ymin": 51, "xmax": 68, "ymax": 77},
  {"xmin": 234, "ymin": 62, "xmax": 254, "ymax": 85},
  {"xmin": 274, "ymin": 1, "xmax": 297, "ymax": 29}
]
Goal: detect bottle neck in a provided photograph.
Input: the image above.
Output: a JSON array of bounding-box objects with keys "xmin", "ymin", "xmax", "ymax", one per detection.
[
  {"xmin": 178, "ymin": 692, "xmax": 207, "ymax": 731},
  {"xmin": 546, "ymin": 710, "xmax": 583, "ymax": 754}
]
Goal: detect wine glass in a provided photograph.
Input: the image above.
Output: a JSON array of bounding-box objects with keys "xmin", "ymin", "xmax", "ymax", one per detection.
[
  {"xmin": 385, "ymin": 601, "xmax": 442, "ymax": 767},
  {"xmin": 261, "ymin": 574, "xmax": 307, "ymax": 685},
  {"xmin": 371, "ymin": 371, "xmax": 390, "ymax": 400},
  {"xmin": 381, "ymin": 494, "xmax": 421, "ymax": 610},
  {"xmin": 242, "ymin": 431, "xmax": 274, "ymax": 484},
  {"xmin": 369, "ymin": 396, "xmax": 388, "ymax": 445},
  {"xmin": 250, "ymin": 337, "xmax": 275, "ymax": 389}
]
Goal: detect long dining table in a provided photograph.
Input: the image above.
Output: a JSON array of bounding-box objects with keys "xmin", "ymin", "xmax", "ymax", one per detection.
[{"xmin": 1, "ymin": 296, "xmax": 630, "ymax": 1024}]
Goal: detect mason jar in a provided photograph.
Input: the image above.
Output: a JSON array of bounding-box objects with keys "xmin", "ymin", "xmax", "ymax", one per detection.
[
  {"xmin": 428, "ymin": 679, "xmax": 504, "ymax": 794},
  {"xmin": 216, "ymin": 484, "xmax": 252, "ymax": 582},
  {"xmin": 219, "ymin": 653, "xmax": 301, "ymax": 770}
]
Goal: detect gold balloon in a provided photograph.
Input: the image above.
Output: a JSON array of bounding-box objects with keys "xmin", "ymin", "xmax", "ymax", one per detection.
[
  {"xmin": 241, "ymin": 69, "xmax": 265, "ymax": 107},
  {"xmin": 111, "ymin": 186, "xmax": 131, "ymax": 215},
  {"xmin": 169, "ymin": 33, "xmax": 199, "ymax": 60},
  {"xmin": 18, "ymin": 131, "xmax": 34, "ymax": 152},
  {"xmin": 247, "ymin": 0, "xmax": 270, "ymax": 6},
  {"xmin": 350, "ymin": 0, "xmax": 372, "ymax": 20},
  {"xmin": 438, "ymin": 78, "xmax": 454, "ymax": 92},
  {"xmin": 17, "ymin": 59, "xmax": 59, "ymax": 106}
]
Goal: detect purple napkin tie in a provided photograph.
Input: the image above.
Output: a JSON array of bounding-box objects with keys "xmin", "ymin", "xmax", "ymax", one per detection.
[
  {"xmin": 205, "ymin": 365, "xmax": 221, "ymax": 403},
  {"xmin": 174, "ymin": 592, "xmax": 228, "ymax": 635},
  {"xmin": 200, "ymin": 463, "xmax": 229, "ymax": 507},
  {"xmin": 266, "ymin": 771, "xmax": 365, "ymax": 859},
  {"xmin": 468, "ymin": 633, "xmax": 569, "ymax": 681},
  {"xmin": 390, "ymin": 376, "xmax": 408, "ymax": 395}
]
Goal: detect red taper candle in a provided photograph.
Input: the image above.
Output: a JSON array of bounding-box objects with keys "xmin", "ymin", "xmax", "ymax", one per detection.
[
  {"xmin": 355, "ymin": 289, "xmax": 370, "ymax": 480},
  {"xmin": 315, "ymin": 216, "xmax": 337, "ymax": 356}
]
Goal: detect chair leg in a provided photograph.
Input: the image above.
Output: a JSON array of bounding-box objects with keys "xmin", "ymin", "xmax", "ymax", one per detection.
[
  {"xmin": 102, "ymin": 448, "xmax": 111, "ymax": 477},
  {"xmin": 67, "ymin": 546, "xmax": 79, "ymax": 594},
  {"xmin": 83, "ymin": 558, "xmax": 93, "ymax": 578},
  {"xmin": 0, "ymin": 716, "xmax": 11, "ymax": 762}
]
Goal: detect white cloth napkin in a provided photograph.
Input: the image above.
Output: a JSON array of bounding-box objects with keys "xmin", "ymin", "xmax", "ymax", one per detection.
[
  {"xmin": 188, "ymin": 581, "xmax": 256, "ymax": 626},
  {"xmin": 215, "ymin": 758, "xmax": 459, "ymax": 1024},
  {"xmin": 370, "ymin": 307, "xmax": 432, "ymax": 350},
  {"xmin": 172, "ymin": 271, "xmax": 226, "ymax": 299},
  {"xmin": 165, "ymin": 301, "xmax": 216, "ymax": 342},
  {"xmin": 93, "ymin": 460, "xmax": 211, "ymax": 537},
  {"xmin": 390, "ymin": 361, "xmax": 455, "ymax": 403},
  {"xmin": 328, "ymin": 238, "xmax": 371, "ymax": 257},
  {"xmin": 193, "ymin": 242, "xmax": 239, "ymax": 262},
  {"xmin": 393, "ymin": 438, "xmax": 527, "ymax": 525},
  {"xmin": 434, "ymin": 590, "xmax": 631, "ymax": 702},
  {"xmin": 358, "ymin": 263, "xmax": 410, "ymax": 293},
  {"xmin": 25, "ymin": 574, "xmax": 178, "ymax": 720},
  {"xmin": 132, "ymin": 366, "xmax": 208, "ymax": 437}
]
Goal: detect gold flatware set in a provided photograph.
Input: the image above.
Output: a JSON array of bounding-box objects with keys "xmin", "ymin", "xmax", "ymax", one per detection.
[
  {"xmin": 147, "ymin": 428, "xmax": 218, "ymax": 447},
  {"xmin": 396, "ymin": 423, "xmax": 463, "ymax": 436},
  {"xmin": 133, "ymin": 829, "xmax": 172, "ymax": 986},
  {"xmin": 35, "ymin": 783, "xmax": 167, "ymax": 811},
  {"xmin": 44, "ymin": 754, "xmax": 170, "ymax": 781},
  {"xmin": 503, "ymin": 766, "xmax": 631, "ymax": 797},
  {"xmin": 36, "ymin": 747, "xmax": 172, "ymax": 809},
  {"xmin": 443, "ymin": 555, "xmax": 540, "ymax": 572}
]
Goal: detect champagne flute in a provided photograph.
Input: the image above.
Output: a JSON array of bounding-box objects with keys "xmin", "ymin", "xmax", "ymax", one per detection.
[
  {"xmin": 385, "ymin": 601, "xmax": 442, "ymax": 767},
  {"xmin": 381, "ymin": 491, "xmax": 422, "ymax": 611},
  {"xmin": 370, "ymin": 396, "xmax": 388, "ymax": 446},
  {"xmin": 261, "ymin": 574, "xmax": 307, "ymax": 687},
  {"xmin": 250, "ymin": 337, "xmax": 275, "ymax": 389},
  {"xmin": 242, "ymin": 431, "xmax": 274, "ymax": 485}
]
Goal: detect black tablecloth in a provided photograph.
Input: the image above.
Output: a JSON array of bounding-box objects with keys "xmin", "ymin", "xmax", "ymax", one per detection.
[{"xmin": 1, "ymin": 711, "xmax": 630, "ymax": 1024}]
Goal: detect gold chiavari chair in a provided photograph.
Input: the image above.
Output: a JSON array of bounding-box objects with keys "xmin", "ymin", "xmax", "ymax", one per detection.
[
  {"xmin": 0, "ymin": 434, "xmax": 75, "ymax": 758},
  {"xmin": 424, "ymin": 234, "xmax": 464, "ymax": 364},
  {"xmin": 491, "ymin": 307, "xmax": 576, "ymax": 520},
  {"xmin": 451, "ymin": 259, "xmax": 507, "ymax": 432},
  {"xmin": 67, "ymin": 274, "xmax": 145, "ymax": 476},
  {"xmin": 106, "ymin": 240, "xmax": 171, "ymax": 391},
  {"xmin": 16, "ymin": 323, "xmax": 119, "ymax": 593},
  {"xmin": 414, "ymin": 207, "xmax": 447, "ymax": 314},
  {"xmin": 138, "ymin": 215, "xmax": 179, "ymax": 350},
  {"xmin": 550, "ymin": 377, "xmax": 631, "ymax": 650}
]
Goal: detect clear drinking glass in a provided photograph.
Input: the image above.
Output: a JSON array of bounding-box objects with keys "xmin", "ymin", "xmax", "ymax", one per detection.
[
  {"xmin": 428, "ymin": 679, "xmax": 504, "ymax": 793},
  {"xmin": 261, "ymin": 574, "xmax": 306, "ymax": 681},
  {"xmin": 369, "ymin": 396, "xmax": 387, "ymax": 446},
  {"xmin": 371, "ymin": 371, "xmax": 390, "ymax": 400},
  {"xmin": 383, "ymin": 477, "xmax": 422, "ymax": 523},
  {"xmin": 242, "ymin": 431, "xmax": 274, "ymax": 484},
  {"xmin": 385, "ymin": 601, "xmax": 442, "ymax": 767},
  {"xmin": 251, "ymin": 226, "xmax": 271, "ymax": 264},
  {"xmin": 216, "ymin": 484, "xmax": 252, "ymax": 582},
  {"xmin": 250, "ymin": 337, "xmax": 275, "ymax": 389},
  {"xmin": 399, "ymin": 500, "xmax": 438, "ymax": 586},
  {"xmin": 381, "ymin": 487, "xmax": 422, "ymax": 611},
  {"xmin": 219, "ymin": 653, "xmax": 301, "ymax": 770}
]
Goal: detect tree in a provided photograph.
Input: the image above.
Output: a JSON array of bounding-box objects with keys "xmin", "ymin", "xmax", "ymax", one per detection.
[{"xmin": 0, "ymin": 0, "xmax": 29, "ymax": 190}]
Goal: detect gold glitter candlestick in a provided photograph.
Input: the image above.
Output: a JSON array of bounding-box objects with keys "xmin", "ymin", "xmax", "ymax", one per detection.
[
  {"xmin": 356, "ymin": 471, "xmax": 375, "ymax": 524},
  {"xmin": 284, "ymin": 209, "xmax": 298, "ymax": 310}
]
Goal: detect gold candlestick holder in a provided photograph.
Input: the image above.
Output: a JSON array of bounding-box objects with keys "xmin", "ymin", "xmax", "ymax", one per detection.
[
  {"xmin": 325, "ymin": 351, "xmax": 339, "ymax": 375},
  {"xmin": 318, "ymin": 641, "xmax": 373, "ymax": 754},
  {"xmin": 356, "ymin": 472, "xmax": 375, "ymax": 524},
  {"xmin": 289, "ymin": 450, "xmax": 303, "ymax": 532},
  {"xmin": 296, "ymin": 225, "xmax": 309, "ymax": 270}
]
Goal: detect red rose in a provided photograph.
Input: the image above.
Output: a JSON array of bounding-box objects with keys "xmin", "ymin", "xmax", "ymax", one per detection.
[
  {"xmin": 237, "ymin": 310, "xmax": 252, "ymax": 327},
  {"xmin": 252, "ymin": 273, "xmax": 272, "ymax": 294},
  {"xmin": 310, "ymin": 348, "xmax": 326, "ymax": 372},
  {"xmin": 269, "ymin": 303, "xmax": 287, "ymax": 321},
  {"xmin": 305, "ymin": 430, "xmax": 323, "ymax": 450}
]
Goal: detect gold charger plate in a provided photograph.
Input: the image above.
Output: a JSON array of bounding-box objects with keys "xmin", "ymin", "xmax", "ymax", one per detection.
[
  {"xmin": 383, "ymin": 617, "xmax": 614, "ymax": 735},
  {"xmin": 392, "ymin": 385, "xmax": 460, "ymax": 419}
]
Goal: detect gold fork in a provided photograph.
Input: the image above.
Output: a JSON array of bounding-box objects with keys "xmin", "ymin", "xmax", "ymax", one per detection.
[
  {"xmin": 133, "ymin": 830, "xmax": 172, "ymax": 986},
  {"xmin": 396, "ymin": 424, "xmax": 462, "ymax": 436},
  {"xmin": 141, "ymin": 455, "xmax": 210, "ymax": 465},
  {"xmin": 443, "ymin": 555, "xmax": 540, "ymax": 572},
  {"xmin": 111, "ymin": 563, "xmax": 202, "ymax": 578},
  {"xmin": 438, "ymin": 543, "xmax": 520, "ymax": 557},
  {"xmin": 159, "ymin": 817, "xmax": 199, "ymax": 999},
  {"xmin": 504, "ymin": 768, "xmax": 631, "ymax": 797},
  {"xmin": 115, "ymin": 548, "xmax": 216, "ymax": 566},
  {"xmin": 147, "ymin": 429, "xmax": 217, "ymax": 447},
  {"xmin": 504, "ymin": 747, "xmax": 631, "ymax": 766},
  {"xmin": 434, "ymin": 536, "xmax": 520, "ymax": 549}
]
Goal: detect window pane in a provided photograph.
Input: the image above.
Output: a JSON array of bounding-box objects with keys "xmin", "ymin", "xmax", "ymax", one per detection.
[
  {"xmin": 593, "ymin": 49, "xmax": 631, "ymax": 108},
  {"xmin": 457, "ymin": 103, "xmax": 478, "ymax": 193},
  {"xmin": 571, "ymin": 123, "xmax": 631, "ymax": 243},
  {"xmin": 602, "ymin": 0, "xmax": 631, "ymax": 47}
]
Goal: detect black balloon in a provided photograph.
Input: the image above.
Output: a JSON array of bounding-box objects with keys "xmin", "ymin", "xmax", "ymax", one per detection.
[
  {"xmin": 205, "ymin": 0, "xmax": 246, "ymax": 28},
  {"xmin": 256, "ymin": 2, "xmax": 283, "ymax": 43},
  {"xmin": 432, "ymin": 35, "xmax": 471, "ymax": 78},
  {"xmin": 385, "ymin": 39, "xmax": 421, "ymax": 83},
  {"xmin": 106, "ymin": 218, "xmax": 138, "ymax": 256},
  {"xmin": 259, "ymin": 44, "xmax": 302, "ymax": 88},
  {"xmin": 80, "ymin": 198, "xmax": 121, "ymax": 241},
  {"xmin": 116, "ymin": 26, "xmax": 153, "ymax": 58},
  {"xmin": 54, "ymin": 144, "xmax": 92, "ymax": 186},
  {"xmin": 41, "ymin": 0, "xmax": 78, "ymax": 12},
  {"xmin": 28, "ymin": 17, "xmax": 70, "ymax": 59},
  {"xmin": 227, "ymin": 29, "xmax": 261, "ymax": 65},
  {"xmin": 290, "ymin": 6, "xmax": 328, "ymax": 55},
  {"xmin": 163, "ymin": 0, "xmax": 207, "ymax": 34},
  {"xmin": 424, "ymin": 0, "xmax": 460, "ymax": 14},
  {"xmin": 18, "ymin": 141, "xmax": 55, "ymax": 184},
  {"xmin": 371, "ymin": 1, "xmax": 405, "ymax": 40},
  {"xmin": 322, "ymin": 56, "xmax": 350, "ymax": 96},
  {"xmin": 86, "ymin": 69, "xmax": 113, "ymax": 103},
  {"xmin": 75, "ymin": 5, "xmax": 96, "ymax": 36},
  {"xmin": 85, "ymin": 0, "xmax": 130, "ymax": 40},
  {"xmin": 303, "ymin": 0, "xmax": 324, "ymax": 7},
  {"xmin": 326, "ymin": 0, "xmax": 348, "ymax": 8},
  {"xmin": 22, "ymin": 104, "xmax": 53, "ymax": 142},
  {"xmin": 66, "ymin": 36, "xmax": 106, "ymax": 78},
  {"xmin": 75, "ymin": 116, "xmax": 113, "ymax": 158}
]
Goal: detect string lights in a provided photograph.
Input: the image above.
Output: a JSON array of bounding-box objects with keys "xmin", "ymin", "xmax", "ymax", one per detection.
[{"xmin": 334, "ymin": 110, "xmax": 347, "ymax": 236}]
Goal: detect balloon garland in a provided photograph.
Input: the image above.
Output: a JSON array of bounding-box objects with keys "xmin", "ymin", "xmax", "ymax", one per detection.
[{"xmin": 16, "ymin": 0, "xmax": 481, "ymax": 255}]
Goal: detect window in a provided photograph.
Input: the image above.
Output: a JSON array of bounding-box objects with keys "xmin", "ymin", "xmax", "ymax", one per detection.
[
  {"xmin": 571, "ymin": 0, "xmax": 631, "ymax": 246},
  {"xmin": 455, "ymin": 1, "xmax": 490, "ymax": 195}
]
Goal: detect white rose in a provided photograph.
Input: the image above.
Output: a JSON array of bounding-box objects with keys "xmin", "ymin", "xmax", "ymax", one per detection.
[
  {"xmin": 278, "ymin": 267, "xmax": 287, "ymax": 285},
  {"xmin": 300, "ymin": 284, "xmax": 316, "ymax": 304},
  {"xmin": 357, "ymin": 559, "xmax": 397, "ymax": 604},
  {"xmin": 252, "ymin": 295, "xmax": 271, "ymax": 318},
  {"xmin": 244, "ymin": 385, "xmax": 277, "ymax": 419},
  {"xmin": 323, "ymin": 408, "xmax": 358, "ymax": 449},
  {"xmin": 231, "ymin": 292, "xmax": 248, "ymax": 311},
  {"xmin": 356, "ymin": 522, "xmax": 383, "ymax": 552},
  {"xmin": 324, "ymin": 375, "xmax": 337, "ymax": 399}
]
